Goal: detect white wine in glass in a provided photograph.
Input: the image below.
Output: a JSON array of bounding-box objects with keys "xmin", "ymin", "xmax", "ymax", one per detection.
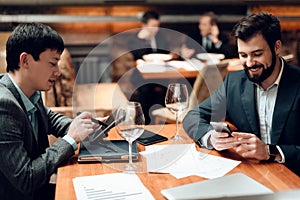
[
  {"xmin": 115, "ymin": 101, "xmax": 145, "ymax": 172},
  {"xmin": 165, "ymin": 83, "xmax": 189, "ymax": 142}
]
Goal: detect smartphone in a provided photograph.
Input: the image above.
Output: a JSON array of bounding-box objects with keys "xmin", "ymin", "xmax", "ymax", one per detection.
[
  {"xmin": 88, "ymin": 112, "xmax": 117, "ymax": 143},
  {"xmin": 210, "ymin": 122, "xmax": 232, "ymax": 137},
  {"xmin": 136, "ymin": 129, "xmax": 168, "ymax": 146}
]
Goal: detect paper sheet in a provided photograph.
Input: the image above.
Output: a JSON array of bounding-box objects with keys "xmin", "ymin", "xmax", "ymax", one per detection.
[
  {"xmin": 140, "ymin": 144, "xmax": 241, "ymax": 179},
  {"xmin": 137, "ymin": 63, "xmax": 168, "ymax": 73},
  {"xmin": 73, "ymin": 173, "xmax": 155, "ymax": 200}
]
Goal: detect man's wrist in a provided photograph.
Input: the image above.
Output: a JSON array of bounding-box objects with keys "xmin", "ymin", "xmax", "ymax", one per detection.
[
  {"xmin": 63, "ymin": 134, "xmax": 78, "ymax": 151},
  {"xmin": 267, "ymin": 144, "xmax": 280, "ymax": 162},
  {"xmin": 198, "ymin": 130, "xmax": 214, "ymax": 149}
]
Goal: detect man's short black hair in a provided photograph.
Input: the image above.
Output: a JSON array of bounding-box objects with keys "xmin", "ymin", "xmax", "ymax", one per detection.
[
  {"xmin": 232, "ymin": 12, "xmax": 281, "ymax": 50},
  {"xmin": 141, "ymin": 10, "xmax": 160, "ymax": 24},
  {"xmin": 6, "ymin": 23, "xmax": 64, "ymax": 72}
]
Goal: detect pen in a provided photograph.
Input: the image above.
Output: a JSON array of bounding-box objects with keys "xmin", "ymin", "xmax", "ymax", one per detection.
[{"xmin": 76, "ymin": 112, "xmax": 108, "ymax": 127}]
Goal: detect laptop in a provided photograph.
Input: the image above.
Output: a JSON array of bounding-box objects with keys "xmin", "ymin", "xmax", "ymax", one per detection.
[{"xmin": 161, "ymin": 173, "xmax": 273, "ymax": 200}]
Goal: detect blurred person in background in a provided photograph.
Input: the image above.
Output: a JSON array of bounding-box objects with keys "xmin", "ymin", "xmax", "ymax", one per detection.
[
  {"xmin": 129, "ymin": 10, "xmax": 174, "ymax": 61},
  {"xmin": 127, "ymin": 10, "xmax": 177, "ymax": 124},
  {"xmin": 181, "ymin": 11, "xmax": 237, "ymax": 59}
]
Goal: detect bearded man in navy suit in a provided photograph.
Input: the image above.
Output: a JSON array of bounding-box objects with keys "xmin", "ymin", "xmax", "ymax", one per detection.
[{"xmin": 183, "ymin": 12, "xmax": 300, "ymax": 176}]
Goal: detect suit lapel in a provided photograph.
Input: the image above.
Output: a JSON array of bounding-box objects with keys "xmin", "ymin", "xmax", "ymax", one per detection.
[
  {"xmin": 271, "ymin": 63, "xmax": 298, "ymax": 143},
  {"xmin": 0, "ymin": 74, "xmax": 27, "ymax": 111},
  {"xmin": 240, "ymin": 77, "xmax": 260, "ymax": 136},
  {"xmin": 1, "ymin": 74, "xmax": 49, "ymax": 147},
  {"xmin": 35, "ymin": 99, "xmax": 50, "ymax": 151},
  {"xmin": 0, "ymin": 74, "xmax": 39, "ymax": 147}
]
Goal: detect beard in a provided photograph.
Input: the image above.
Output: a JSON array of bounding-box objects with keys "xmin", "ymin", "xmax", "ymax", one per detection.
[{"xmin": 243, "ymin": 51, "xmax": 276, "ymax": 84}]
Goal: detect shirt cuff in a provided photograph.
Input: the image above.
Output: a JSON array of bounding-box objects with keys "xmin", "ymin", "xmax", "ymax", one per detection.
[
  {"xmin": 199, "ymin": 130, "xmax": 214, "ymax": 149},
  {"xmin": 214, "ymin": 40, "xmax": 222, "ymax": 49},
  {"xmin": 276, "ymin": 145, "xmax": 285, "ymax": 163},
  {"xmin": 63, "ymin": 135, "xmax": 78, "ymax": 151}
]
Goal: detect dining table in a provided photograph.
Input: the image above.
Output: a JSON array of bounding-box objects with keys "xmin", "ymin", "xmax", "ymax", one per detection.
[
  {"xmin": 136, "ymin": 53, "xmax": 294, "ymax": 80},
  {"xmin": 136, "ymin": 59, "xmax": 203, "ymax": 80},
  {"xmin": 136, "ymin": 58, "xmax": 243, "ymax": 80},
  {"xmin": 55, "ymin": 124, "xmax": 300, "ymax": 200}
]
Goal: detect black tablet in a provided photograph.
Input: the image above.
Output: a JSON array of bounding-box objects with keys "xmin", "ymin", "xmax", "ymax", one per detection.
[
  {"xmin": 78, "ymin": 140, "xmax": 139, "ymax": 163},
  {"xmin": 136, "ymin": 129, "xmax": 168, "ymax": 146}
]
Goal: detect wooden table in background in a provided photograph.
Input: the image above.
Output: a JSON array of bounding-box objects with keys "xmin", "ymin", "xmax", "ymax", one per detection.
[
  {"xmin": 55, "ymin": 124, "xmax": 300, "ymax": 200},
  {"xmin": 137, "ymin": 58, "xmax": 243, "ymax": 80},
  {"xmin": 138, "ymin": 67, "xmax": 200, "ymax": 80}
]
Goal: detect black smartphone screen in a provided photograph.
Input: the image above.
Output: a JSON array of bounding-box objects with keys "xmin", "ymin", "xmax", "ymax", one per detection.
[{"xmin": 136, "ymin": 129, "xmax": 168, "ymax": 146}]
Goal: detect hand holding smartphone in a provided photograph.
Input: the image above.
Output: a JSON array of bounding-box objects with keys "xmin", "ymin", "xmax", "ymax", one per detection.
[
  {"xmin": 85, "ymin": 112, "xmax": 117, "ymax": 143},
  {"xmin": 210, "ymin": 122, "xmax": 232, "ymax": 137}
]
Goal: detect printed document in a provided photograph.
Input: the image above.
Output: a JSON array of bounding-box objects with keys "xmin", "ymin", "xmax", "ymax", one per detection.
[
  {"xmin": 73, "ymin": 172, "xmax": 154, "ymax": 200},
  {"xmin": 140, "ymin": 144, "xmax": 241, "ymax": 179}
]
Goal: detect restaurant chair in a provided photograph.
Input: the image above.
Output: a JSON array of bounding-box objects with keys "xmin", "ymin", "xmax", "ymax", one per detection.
[
  {"xmin": 282, "ymin": 54, "xmax": 294, "ymax": 63},
  {"xmin": 152, "ymin": 60, "xmax": 229, "ymax": 124},
  {"xmin": 42, "ymin": 48, "xmax": 76, "ymax": 118}
]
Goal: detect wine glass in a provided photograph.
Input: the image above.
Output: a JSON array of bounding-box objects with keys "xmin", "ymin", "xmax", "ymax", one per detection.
[
  {"xmin": 115, "ymin": 101, "xmax": 145, "ymax": 172},
  {"xmin": 165, "ymin": 83, "xmax": 189, "ymax": 142}
]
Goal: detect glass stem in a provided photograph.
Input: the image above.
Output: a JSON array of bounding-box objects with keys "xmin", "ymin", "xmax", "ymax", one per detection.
[
  {"xmin": 128, "ymin": 141, "xmax": 133, "ymax": 165},
  {"xmin": 175, "ymin": 111, "xmax": 179, "ymax": 136}
]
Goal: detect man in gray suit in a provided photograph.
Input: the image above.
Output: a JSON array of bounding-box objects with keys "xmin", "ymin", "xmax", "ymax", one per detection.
[
  {"xmin": 183, "ymin": 12, "xmax": 300, "ymax": 176},
  {"xmin": 0, "ymin": 23, "xmax": 99, "ymax": 200}
]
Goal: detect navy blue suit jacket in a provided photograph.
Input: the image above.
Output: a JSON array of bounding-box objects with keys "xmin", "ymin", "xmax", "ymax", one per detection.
[{"xmin": 183, "ymin": 60, "xmax": 300, "ymax": 176}]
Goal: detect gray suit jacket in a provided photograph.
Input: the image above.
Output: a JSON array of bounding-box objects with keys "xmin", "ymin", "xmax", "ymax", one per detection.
[
  {"xmin": 183, "ymin": 61, "xmax": 300, "ymax": 176},
  {"xmin": 0, "ymin": 73, "xmax": 74, "ymax": 200}
]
